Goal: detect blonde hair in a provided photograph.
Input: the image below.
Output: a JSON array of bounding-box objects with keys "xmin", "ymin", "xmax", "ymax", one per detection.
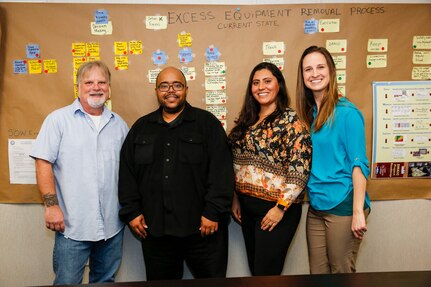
[{"xmin": 76, "ymin": 61, "xmax": 111, "ymax": 86}]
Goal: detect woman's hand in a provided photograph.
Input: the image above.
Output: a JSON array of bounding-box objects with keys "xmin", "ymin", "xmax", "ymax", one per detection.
[
  {"xmin": 231, "ymin": 193, "xmax": 242, "ymax": 224},
  {"xmin": 261, "ymin": 206, "xmax": 284, "ymax": 232}
]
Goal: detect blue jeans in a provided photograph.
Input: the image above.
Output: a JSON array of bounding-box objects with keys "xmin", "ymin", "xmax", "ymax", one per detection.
[{"xmin": 53, "ymin": 229, "xmax": 123, "ymax": 285}]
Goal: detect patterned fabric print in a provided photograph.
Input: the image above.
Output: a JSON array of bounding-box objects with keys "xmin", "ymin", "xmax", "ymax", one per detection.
[{"xmin": 232, "ymin": 108, "xmax": 312, "ymax": 207}]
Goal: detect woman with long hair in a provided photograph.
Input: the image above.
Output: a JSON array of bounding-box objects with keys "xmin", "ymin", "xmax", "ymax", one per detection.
[
  {"xmin": 296, "ymin": 46, "xmax": 370, "ymax": 274},
  {"xmin": 229, "ymin": 62, "xmax": 311, "ymax": 275}
]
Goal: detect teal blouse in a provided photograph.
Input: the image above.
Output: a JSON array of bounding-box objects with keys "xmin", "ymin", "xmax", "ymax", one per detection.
[{"xmin": 307, "ymin": 97, "xmax": 370, "ymax": 215}]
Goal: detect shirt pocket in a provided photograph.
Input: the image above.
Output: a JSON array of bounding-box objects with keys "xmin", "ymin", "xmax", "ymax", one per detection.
[
  {"xmin": 178, "ymin": 133, "xmax": 204, "ymax": 164},
  {"xmin": 134, "ymin": 134, "xmax": 155, "ymax": 164}
]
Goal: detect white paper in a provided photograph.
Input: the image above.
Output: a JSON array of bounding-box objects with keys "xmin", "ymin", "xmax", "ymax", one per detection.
[{"xmin": 8, "ymin": 139, "xmax": 36, "ymax": 184}]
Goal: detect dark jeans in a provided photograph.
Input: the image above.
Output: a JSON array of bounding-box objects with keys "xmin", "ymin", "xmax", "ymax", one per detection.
[
  {"xmin": 141, "ymin": 224, "xmax": 228, "ymax": 280},
  {"xmin": 239, "ymin": 195, "xmax": 302, "ymax": 275}
]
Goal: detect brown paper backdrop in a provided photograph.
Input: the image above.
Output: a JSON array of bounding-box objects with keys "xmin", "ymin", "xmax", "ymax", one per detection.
[{"xmin": 0, "ymin": 3, "xmax": 430, "ymax": 203}]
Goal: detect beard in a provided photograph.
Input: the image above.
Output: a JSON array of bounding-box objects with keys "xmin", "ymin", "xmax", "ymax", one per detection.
[{"xmin": 87, "ymin": 95, "xmax": 106, "ymax": 108}]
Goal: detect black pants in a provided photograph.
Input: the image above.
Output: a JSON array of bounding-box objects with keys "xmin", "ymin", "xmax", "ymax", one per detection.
[
  {"xmin": 141, "ymin": 224, "xmax": 228, "ymax": 280},
  {"xmin": 239, "ymin": 195, "xmax": 302, "ymax": 276}
]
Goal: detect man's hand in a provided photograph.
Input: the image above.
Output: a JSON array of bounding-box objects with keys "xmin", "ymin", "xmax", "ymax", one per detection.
[
  {"xmin": 200, "ymin": 216, "xmax": 218, "ymax": 237},
  {"xmin": 129, "ymin": 214, "xmax": 148, "ymax": 239},
  {"xmin": 45, "ymin": 205, "xmax": 65, "ymax": 232}
]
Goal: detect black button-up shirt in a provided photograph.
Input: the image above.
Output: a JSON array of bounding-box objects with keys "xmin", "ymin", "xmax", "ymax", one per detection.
[{"xmin": 119, "ymin": 102, "xmax": 234, "ymax": 237}]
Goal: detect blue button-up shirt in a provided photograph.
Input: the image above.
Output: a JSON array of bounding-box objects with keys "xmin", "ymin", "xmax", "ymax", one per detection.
[
  {"xmin": 31, "ymin": 99, "xmax": 129, "ymax": 241},
  {"xmin": 307, "ymin": 97, "xmax": 370, "ymax": 212}
]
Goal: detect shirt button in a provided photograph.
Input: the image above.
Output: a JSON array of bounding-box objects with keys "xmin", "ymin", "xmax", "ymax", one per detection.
[
  {"xmin": 167, "ymin": 142, "xmax": 171, "ymax": 146},
  {"xmin": 165, "ymin": 175, "xmax": 169, "ymax": 179},
  {"xmin": 166, "ymin": 158, "xmax": 170, "ymax": 162}
]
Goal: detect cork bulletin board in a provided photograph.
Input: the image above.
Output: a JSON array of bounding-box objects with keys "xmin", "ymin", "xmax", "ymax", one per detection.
[{"xmin": 0, "ymin": 3, "xmax": 430, "ymax": 203}]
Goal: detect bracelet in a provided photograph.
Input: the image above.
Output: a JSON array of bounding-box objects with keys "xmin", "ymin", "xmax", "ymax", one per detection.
[{"xmin": 276, "ymin": 203, "xmax": 287, "ymax": 212}]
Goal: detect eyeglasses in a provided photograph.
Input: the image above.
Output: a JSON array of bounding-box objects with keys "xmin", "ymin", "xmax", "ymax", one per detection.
[{"xmin": 157, "ymin": 82, "xmax": 185, "ymax": 92}]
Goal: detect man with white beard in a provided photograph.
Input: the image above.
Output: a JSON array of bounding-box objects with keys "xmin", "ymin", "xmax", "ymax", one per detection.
[{"xmin": 30, "ymin": 61, "xmax": 129, "ymax": 285}]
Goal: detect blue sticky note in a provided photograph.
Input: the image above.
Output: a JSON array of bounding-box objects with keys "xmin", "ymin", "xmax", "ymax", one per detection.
[
  {"xmin": 95, "ymin": 9, "xmax": 109, "ymax": 24},
  {"xmin": 152, "ymin": 51, "xmax": 167, "ymax": 65},
  {"xmin": 304, "ymin": 19, "xmax": 318, "ymax": 34},
  {"xmin": 205, "ymin": 47, "xmax": 220, "ymax": 61},
  {"xmin": 179, "ymin": 48, "xmax": 193, "ymax": 63},
  {"xmin": 26, "ymin": 44, "xmax": 40, "ymax": 58},
  {"xmin": 13, "ymin": 60, "xmax": 28, "ymax": 74}
]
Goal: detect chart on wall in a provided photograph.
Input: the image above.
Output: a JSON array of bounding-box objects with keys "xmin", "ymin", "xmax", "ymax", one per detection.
[{"xmin": 372, "ymin": 81, "xmax": 431, "ymax": 179}]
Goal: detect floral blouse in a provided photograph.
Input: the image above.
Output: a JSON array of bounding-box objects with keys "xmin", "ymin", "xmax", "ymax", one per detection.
[{"xmin": 231, "ymin": 108, "xmax": 312, "ymax": 208}]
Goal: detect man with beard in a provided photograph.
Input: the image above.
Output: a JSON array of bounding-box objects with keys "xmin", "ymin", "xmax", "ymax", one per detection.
[
  {"xmin": 30, "ymin": 61, "xmax": 129, "ymax": 284},
  {"xmin": 118, "ymin": 67, "xmax": 233, "ymax": 280}
]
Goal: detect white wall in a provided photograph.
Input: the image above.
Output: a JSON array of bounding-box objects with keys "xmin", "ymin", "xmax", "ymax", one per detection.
[
  {"xmin": 1, "ymin": 0, "xmax": 430, "ymax": 286},
  {"xmin": 1, "ymin": 200, "xmax": 430, "ymax": 286}
]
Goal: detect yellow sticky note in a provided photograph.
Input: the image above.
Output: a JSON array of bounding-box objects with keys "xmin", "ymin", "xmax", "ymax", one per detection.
[
  {"xmin": 413, "ymin": 36, "xmax": 431, "ymax": 49},
  {"xmin": 73, "ymin": 57, "xmax": 87, "ymax": 73},
  {"xmin": 129, "ymin": 40, "xmax": 143, "ymax": 55},
  {"xmin": 146, "ymin": 16, "xmax": 168, "ymax": 30},
  {"xmin": 72, "ymin": 42, "xmax": 86, "ymax": 57},
  {"xmin": 368, "ymin": 39, "xmax": 388, "ymax": 52},
  {"xmin": 86, "ymin": 42, "xmax": 100, "ymax": 57},
  {"xmin": 262, "ymin": 57, "xmax": 284, "ymax": 70},
  {"xmin": 114, "ymin": 42, "xmax": 128, "ymax": 55},
  {"xmin": 90, "ymin": 21, "xmax": 113, "ymax": 35},
  {"xmin": 332, "ymin": 55, "xmax": 346, "ymax": 69},
  {"xmin": 43, "ymin": 59, "xmax": 57, "ymax": 74},
  {"xmin": 411, "ymin": 67, "xmax": 431, "ymax": 80},
  {"xmin": 262, "ymin": 42, "xmax": 285, "ymax": 56},
  {"xmin": 114, "ymin": 55, "xmax": 129, "ymax": 70},
  {"xmin": 28, "ymin": 59, "xmax": 42, "ymax": 74},
  {"xmin": 326, "ymin": 40, "xmax": 347, "ymax": 53},
  {"xmin": 319, "ymin": 19, "xmax": 340, "ymax": 33},
  {"xmin": 205, "ymin": 76, "xmax": 226, "ymax": 91},
  {"xmin": 105, "ymin": 99, "xmax": 112, "ymax": 110},
  {"xmin": 336, "ymin": 70, "xmax": 346, "ymax": 84},
  {"xmin": 87, "ymin": 56, "xmax": 101, "ymax": 62},
  {"xmin": 367, "ymin": 55, "xmax": 387, "ymax": 68},
  {"xmin": 413, "ymin": 51, "xmax": 431, "ymax": 64},
  {"xmin": 74, "ymin": 85, "xmax": 79, "ymax": 98},
  {"xmin": 178, "ymin": 32, "xmax": 192, "ymax": 47},
  {"xmin": 204, "ymin": 62, "xmax": 226, "ymax": 76}
]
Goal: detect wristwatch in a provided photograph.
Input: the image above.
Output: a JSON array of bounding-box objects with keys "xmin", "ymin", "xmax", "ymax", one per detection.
[{"xmin": 277, "ymin": 203, "xmax": 287, "ymax": 211}]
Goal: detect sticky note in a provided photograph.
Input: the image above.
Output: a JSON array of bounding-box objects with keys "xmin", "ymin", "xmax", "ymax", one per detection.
[
  {"xmin": 304, "ymin": 19, "xmax": 318, "ymax": 34},
  {"xmin": 367, "ymin": 55, "xmax": 387, "ymax": 68},
  {"xmin": 206, "ymin": 105, "xmax": 227, "ymax": 120},
  {"xmin": 73, "ymin": 57, "xmax": 87, "ymax": 79},
  {"xmin": 43, "ymin": 59, "xmax": 58, "ymax": 74},
  {"xmin": 87, "ymin": 56, "xmax": 100, "ymax": 62},
  {"xmin": 114, "ymin": 56, "xmax": 129, "ymax": 71},
  {"xmin": 413, "ymin": 51, "xmax": 431, "ymax": 64},
  {"xmin": 326, "ymin": 40, "xmax": 347, "ymax": 53},
  {"xmin": 129, "ymin": 40, "xmax": 143, "ymax": 55},
  {"xmin": 28, "ymin": 59, "xmax": 42, "ymax": 74},
  {"xmin": 204, "ymin": 62, "xmax": 226, "ymax": 76},
  {"xmin": 86, "ymin": 42, "xmax": 100, "ymax": 57},
  {"xmin": 178, "ymin": 32, "xmax": 192, "ymax": 47},
  {"xmin": 411, "ymin": 67, "xmax": 431, "ymax": 80},
  {"xmin": 146, "ymin": 16, "xmax": 168, "ymax": 30},
  {"xmin": 178, "ymin": 48, "xmax": 193, "ymax": 63},
  {"xmin": 206, "ymin": 46, "xmax": 220, "ymax": 61},
  {"xmin": 262, "ymin": 57, "xmax": 284, "ymax": 70},
  {"xmin": 319, "ymin": 19, "xmax": 340, "ymax": 33},
  {"xmin": 91, "ymin": 21, "xmax": 113, "ymax": 35},
  {"xmin": 152, "ymin": 50, "xmax": 167, "ymax": 65},
  {"xmin": 368, "ymin": 39, "xmax": 388, "ymax": 52},
  {"xmin": 336, "ymin": 70, "xmax": 346, "ymax": 84},
  {"xmin": 413, "ymin": 36, "xmax": 431, "ymax": 49},
  {"xmin": 262, "ymin": 42, "xmax": 285, "ymax": 56},
  {"xmin": 220, "ymin": 120, "xmax": 227, "ymax": 131},
  {"xmin": 205, "ymin": 90, "xmax": 227, "ymax": 105},
  {"xmin": 205, "ymin": 77, "xmax": 226, "ymax": 91},
  {"xmin": 180, "ymin": 66, "xmax": 196, "ymax": 81},
  {"xmin": 332, "ymin": 55, "xmax": 346, "ymax": 69},
  {"xmin": 114, "ymin": 42, "xmax": 128, "ymax": 55},
  {"xmin": 26, "ymin": 44, "xmax": 40, "ymax": 58},
  {"xmin": 72, "ymin": 42, "xmax": 86, "ymax": 57},
  {"xmin": 338, "ymin": 85, "xmax": 346, "ymax": 97},
  {"xmin": 148, "ymin": 68, "xmax": 162, "ymax": 84},
  {"xmin": 13, "ymin": 60, "xmax": 27, "ymax": 74},
  {"xmin": 95, "ymin": 9, "xmax": 108, "ymax": 24}
]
